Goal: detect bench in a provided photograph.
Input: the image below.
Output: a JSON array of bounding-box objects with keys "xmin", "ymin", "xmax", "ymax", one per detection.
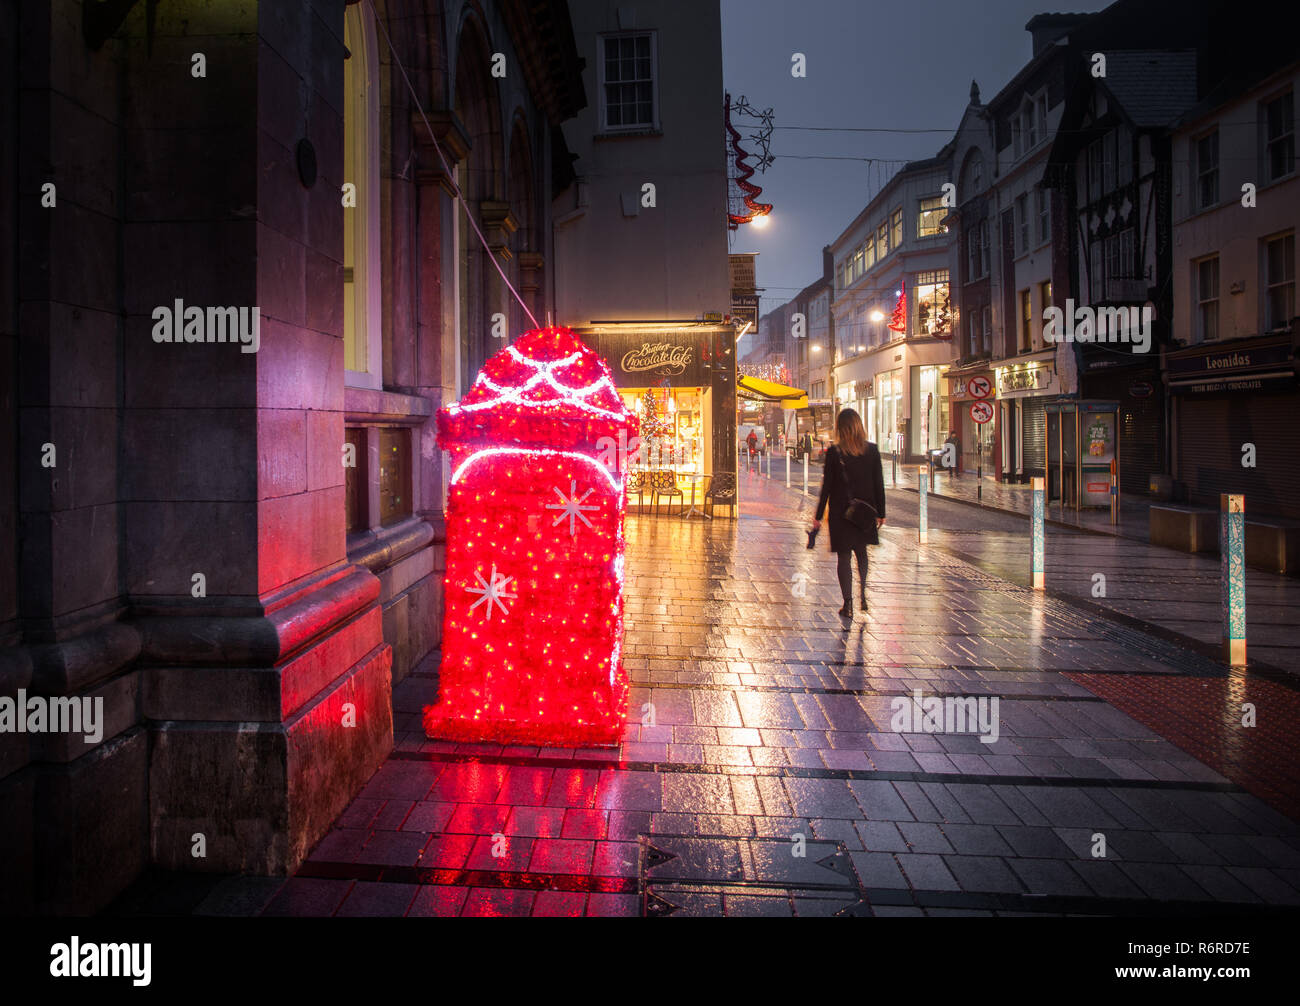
[
  {"xmin": 1149, "ymin": 504, "xmax": 1217, "ymax": 553},
  {"xmin": 1245, "ymin": 518, "xmax": 1300, "ymax": 576}
]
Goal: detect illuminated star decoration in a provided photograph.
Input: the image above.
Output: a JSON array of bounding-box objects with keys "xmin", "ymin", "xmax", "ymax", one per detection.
[
  {"xmin": 546, "ymin": 479, "xmax": 598, "ymax": 536},
  {"xmin": 465, "ymin": 563, "xmax": 516, "ymax": 620}
]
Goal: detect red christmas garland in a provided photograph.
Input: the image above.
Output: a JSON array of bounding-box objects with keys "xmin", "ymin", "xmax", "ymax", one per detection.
[{"xmin": 725, "ymin": 92, "xmax": 773, "ymax": 229}]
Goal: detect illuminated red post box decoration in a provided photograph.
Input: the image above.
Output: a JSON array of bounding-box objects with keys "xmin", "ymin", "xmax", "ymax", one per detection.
[{"xmin": 425, "ymin": 326, "xmax": 639, "ymax": 747}]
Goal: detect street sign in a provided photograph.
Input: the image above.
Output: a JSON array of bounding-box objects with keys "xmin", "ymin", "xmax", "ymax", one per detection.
[
  {"xmin": 970, "ymin": 400, "xmax": 994, "ymax": 424},
  {"xmin": 968, "ymin": 375, "xmax": 992, "ymax": 399}
]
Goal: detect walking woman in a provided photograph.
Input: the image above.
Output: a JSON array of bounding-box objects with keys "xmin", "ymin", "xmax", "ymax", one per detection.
[{"xmin": 810, "ymin": 408, "xmax": 886, "ymax": 617}]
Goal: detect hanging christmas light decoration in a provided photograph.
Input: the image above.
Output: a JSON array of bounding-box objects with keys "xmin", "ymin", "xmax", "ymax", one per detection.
[
  {"xmin": 888, "ymin": 280, "xmax": 908, "ymax": 335},
  {"xmin": 426, "ymin": 327, "xmax": 639, "ymax": 747},
  {"xmin": 725, "ymin": 92, "xmax": 774, "ymax": 230}
]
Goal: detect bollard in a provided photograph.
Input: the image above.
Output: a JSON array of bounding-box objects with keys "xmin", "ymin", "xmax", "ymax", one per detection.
[
  {"xmin": 918, "ymin": 466, "xmax": 928, "ymax": 544},
  {"xmin": 802, "ymin": 455, "xmax": 808, "ymax": 495},
  {"xmin": 1221, "ymin": 494, "xmax": 1246, "ymax": 666},
  {"xmin": 1031, "ymin": 476, "xmax": 1045, "ymax": 590},
  {"xmin": 785, "ymin": 449, "xmax": 790, "ymax": 488},
  {"xmin": 766, "ymin": 448, "xmax": 770, "ymax": 478}
]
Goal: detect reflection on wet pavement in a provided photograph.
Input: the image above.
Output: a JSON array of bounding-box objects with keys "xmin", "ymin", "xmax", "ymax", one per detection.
[{"xmin": 273, "ymin": 472, "xmax": 1300, "ymax": 917}]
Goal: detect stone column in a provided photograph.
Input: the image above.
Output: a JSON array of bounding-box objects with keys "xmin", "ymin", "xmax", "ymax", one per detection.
[
  {"xmin": 125, "ymin": 1, "xmax": 392, "ymax": 877},
  {"xmin": 4, "ymin": 0, "xmax": 146, "ymax": 915}
]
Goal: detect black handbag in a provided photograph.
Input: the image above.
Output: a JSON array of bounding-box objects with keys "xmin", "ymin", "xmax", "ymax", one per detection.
[{"xmin": 838, "ymin": 449, "xmax": 878, "ymax": 531}]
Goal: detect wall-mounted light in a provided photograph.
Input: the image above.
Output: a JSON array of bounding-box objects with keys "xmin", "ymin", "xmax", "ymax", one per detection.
[{"xmin": 870, "ymin": 310, "xmax": 884, "ymax": 323}]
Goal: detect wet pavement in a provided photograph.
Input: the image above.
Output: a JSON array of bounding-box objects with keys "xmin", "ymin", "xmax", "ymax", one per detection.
[{"xmin": 250, "ymin": 468, "xmax": 1300, "ymax": 917}]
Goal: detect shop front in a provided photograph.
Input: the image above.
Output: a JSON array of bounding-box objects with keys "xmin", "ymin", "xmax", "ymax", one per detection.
[
  {"xmin": 1079, "ymin": 349, "xmax": 1163, "ymax": 497},
  {"xmin": 578, "ymin": 324, "xmax": 738, "ymax": 493},
  {"xmin": 911, "ymin": 363, "xmax": 951, "ymax": 459},
  {"xmin": 947, "ymin": 366, "xmax": 997, "ymax": 477},
  {"xmin": 875, "ymin": 367, "xmax": 903, "ymax": 458},
  {"xmin": 995, "ymin": 351, "xmax": 1062, "ymax": 483},
  {"xmin": 1164, "ymin": 334, "xmax": 1300, "ymax": 518}
]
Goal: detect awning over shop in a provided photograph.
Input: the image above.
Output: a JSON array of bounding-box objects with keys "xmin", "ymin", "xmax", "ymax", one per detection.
[{"xmin": 737, "ymin": 374, "xmax": 808, "ymax": 410}]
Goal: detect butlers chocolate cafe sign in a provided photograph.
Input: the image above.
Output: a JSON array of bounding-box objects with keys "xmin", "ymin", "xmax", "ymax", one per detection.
[{"xmin": 575, "ymin": 324, "xmax": 739, "ymax": 474}]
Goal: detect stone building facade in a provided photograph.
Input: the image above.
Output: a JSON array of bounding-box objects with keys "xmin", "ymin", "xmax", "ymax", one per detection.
[{"xmin": 1, "ymin": 0, "xmax": 582, "ymax": 914}]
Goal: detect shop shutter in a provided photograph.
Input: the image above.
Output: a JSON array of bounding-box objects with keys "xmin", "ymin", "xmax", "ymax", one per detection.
[
  {"xmin": 1021, "ymin": 398, "xmax": 1047, "ymax": 477},
  {"xmin": 1090, "ymin": 367, "xmax": 1163, "ymax": 494},
  {"xmin": 1176, "ymin": 391, "xmax": 1300, "ymax": 518}
]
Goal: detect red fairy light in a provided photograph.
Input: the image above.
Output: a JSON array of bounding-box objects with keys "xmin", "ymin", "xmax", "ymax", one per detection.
[{"xmin": 425, "ymin": 327, "xmax": 639, "ymax": 747}]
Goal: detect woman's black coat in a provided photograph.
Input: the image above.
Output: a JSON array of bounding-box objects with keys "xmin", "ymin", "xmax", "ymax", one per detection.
[{"xmin": 815, "ymin": 442, "xmax": 887, "ymax": 551}]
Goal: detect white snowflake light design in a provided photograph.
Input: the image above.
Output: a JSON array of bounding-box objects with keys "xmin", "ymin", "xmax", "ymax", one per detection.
[
  {"xmin": 465, "ymin": 563, "xmax": 516, "ymax": 620},
  {"xmin": 545, "ymin": 479, "xmax": 598, "ymax": 536}
]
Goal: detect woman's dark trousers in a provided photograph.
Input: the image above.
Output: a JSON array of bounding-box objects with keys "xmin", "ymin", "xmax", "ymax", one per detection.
[{"xmin": 836, "ymin": 545, "xmax": 867, "ymax": 606}]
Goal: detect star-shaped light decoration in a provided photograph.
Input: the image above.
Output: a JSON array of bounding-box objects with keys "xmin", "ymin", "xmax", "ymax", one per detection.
[
  {"xmin": 465, "ymin": 563, "xmax": 516, "ymax": 620},
  {"xmin": 545, "ymin": 479, "xmax": 598, "ymax": 537}
]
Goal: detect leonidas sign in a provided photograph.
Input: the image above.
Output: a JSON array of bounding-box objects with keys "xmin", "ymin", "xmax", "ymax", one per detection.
[{"xmin": 621, "ymin": 342, "xmax": 693, "ymax": 376}]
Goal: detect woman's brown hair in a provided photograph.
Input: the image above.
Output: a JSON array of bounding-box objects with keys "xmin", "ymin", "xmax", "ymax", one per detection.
[{"xmin": 835, "ymin": 407, "xmax": 868, "ymax": 457}]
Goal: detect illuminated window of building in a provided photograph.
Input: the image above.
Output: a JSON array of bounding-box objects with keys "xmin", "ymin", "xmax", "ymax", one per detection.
[
  {"xmin": 917, "ymin": 196, "xmax": 947, "ymax": 238},
  {"xmin": 915, "ymin": 269, "xmax": 950, "ymax": 336}
]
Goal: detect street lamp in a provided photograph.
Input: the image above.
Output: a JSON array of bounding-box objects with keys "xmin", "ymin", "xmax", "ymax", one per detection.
[{"xmin": 751, "ymin": 213, "xmax": 770, "ymax": 230}]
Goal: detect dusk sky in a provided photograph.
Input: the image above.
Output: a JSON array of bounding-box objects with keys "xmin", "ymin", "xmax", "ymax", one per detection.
[{"xmin": 721, "ymin": 0, "xmax": 1111, "ymax": 356}]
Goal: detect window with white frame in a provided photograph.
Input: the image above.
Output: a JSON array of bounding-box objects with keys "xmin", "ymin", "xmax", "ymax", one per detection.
[
  {"xmin": 599, "ymin": 33, "xmax": 656, "ymax": 131},
  {"xmin": 1265, "ymin": 232, "xmax": 1295, "ymax": 331},
  {"xmin": 1196, "ymin": 130, "xmax": 1219, "ymax": 209},
  {"xmin": 1036, "ymin": 188, "xmax": 1049, "ymax": 245},
  {"xmin": 1012, "ymin": 117, "xmax": 1022, "ymax": 159},
  {"xmin": 1036, "ymin": 94, "xmax": 1048, "ymax": 140},
  {"xmin": 1265, "ymin": 91, "xmax": 1295, "ymax": 183},
  {"xmin": 1015, "ymin": 194, "xmax": 1028, "ymax": 255},
  {"xmin": 915, "ymin": 269, "xmax": 950, "ymax": 336},
  {"xmin": 917, "ymin": 196, "xmax": 947, "ymax": 238},
  {"xmin": 891, "ymin": 207, "xmax": 903, "ymax": 248},
  {"xmin": 877, "ymin": 220, "xmax": 889, "ymax": 257},
  {"xmin": 981, "ymin": 305, "xmax": 991, "ymax": 354},
  {"xmin": 1195, "ymin": 256, "xmax": 1219, "ymax": 342}
]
